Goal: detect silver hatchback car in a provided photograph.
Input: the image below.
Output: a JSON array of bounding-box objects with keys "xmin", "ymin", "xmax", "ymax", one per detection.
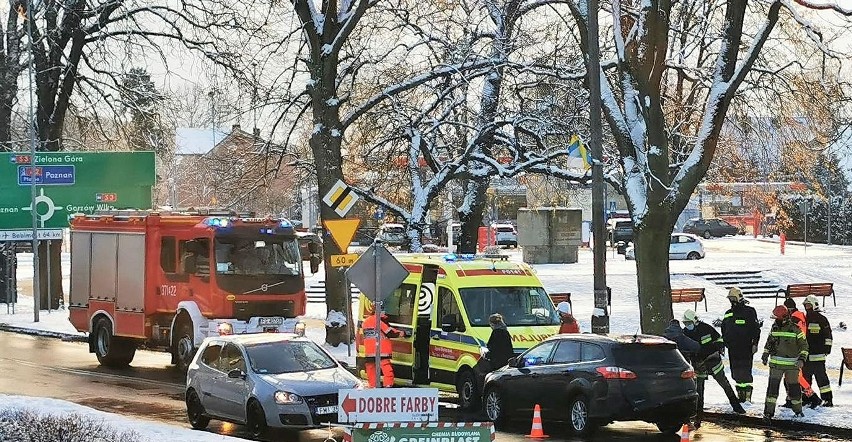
[{"xmin": 185, "ymin": 333, "xmax": 362, "ymax": 438}]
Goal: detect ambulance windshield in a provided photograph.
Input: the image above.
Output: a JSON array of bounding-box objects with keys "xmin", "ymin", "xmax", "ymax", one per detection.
[{"xmin": 459, "ymin": 287, "xmax": 560, "ymax": 327}]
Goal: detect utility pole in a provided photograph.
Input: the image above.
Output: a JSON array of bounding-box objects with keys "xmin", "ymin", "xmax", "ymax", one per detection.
[
  {"xmin": 588, "ymin": 0, "xmax": 608, "ymax": 334},
  {"xmin": 26, "ymin": 0, "xmax": 40, "ymax": 322}
]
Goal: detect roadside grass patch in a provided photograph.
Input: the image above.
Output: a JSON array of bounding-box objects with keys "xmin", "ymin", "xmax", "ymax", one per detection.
[{"xmin": 0, "ymin": 408, "xmax": 143, "ymax": 442}]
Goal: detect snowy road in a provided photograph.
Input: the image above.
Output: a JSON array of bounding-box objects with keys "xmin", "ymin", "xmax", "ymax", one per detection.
[{"xmin": 0, "ymin": 332, "xmax": 838, "ymax": 441}]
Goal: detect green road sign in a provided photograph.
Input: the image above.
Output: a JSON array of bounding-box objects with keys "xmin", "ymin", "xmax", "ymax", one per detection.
[{"xmin": 0, "ymin": 152, "xmax": 155, "ymax": 230}]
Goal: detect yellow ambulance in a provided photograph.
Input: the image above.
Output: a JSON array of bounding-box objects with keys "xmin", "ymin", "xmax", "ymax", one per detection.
[{"xmin": 355, "ymin": 254, "xmax": 560, "ymax": 408}]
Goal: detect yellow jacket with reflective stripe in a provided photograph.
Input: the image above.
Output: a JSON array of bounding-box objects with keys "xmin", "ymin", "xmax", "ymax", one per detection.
[{"xmin": 763, "ymin": 319, "xmax": 808, "ymax": 369}]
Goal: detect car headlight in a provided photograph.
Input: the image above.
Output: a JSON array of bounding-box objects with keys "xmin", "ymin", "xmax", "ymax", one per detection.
[{"xmin": 274, "ymin": 391, "xmax": 303, "ymax": 404}]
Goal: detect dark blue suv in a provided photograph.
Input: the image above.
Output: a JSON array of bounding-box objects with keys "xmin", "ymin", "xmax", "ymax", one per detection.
[{"xmin": 482, "ymin": 334, "xmax": 697, "ymax": 436}]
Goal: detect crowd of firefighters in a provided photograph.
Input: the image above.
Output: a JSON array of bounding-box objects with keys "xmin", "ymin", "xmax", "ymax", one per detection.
[
  {"xmin": 358, "ymin": 287, "xmax": 834, "ymax": 428},
  {"xmin": 664, "ymin": 288, "xmax": 834, "ymax": 427}
]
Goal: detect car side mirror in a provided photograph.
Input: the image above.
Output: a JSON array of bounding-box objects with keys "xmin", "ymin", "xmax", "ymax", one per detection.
[
  {"xmin": 310, "ymin": 255, "xmax": 321, "ymax": 274},
  {"xmin": 228, "ymin": 369, "xmax": 246, "ymax": 380},
  {"xmin": 507, "ymin": 356, "xmax": 520, "ymax": 368}
]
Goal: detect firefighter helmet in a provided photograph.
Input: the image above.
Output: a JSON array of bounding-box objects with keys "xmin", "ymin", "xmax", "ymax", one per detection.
[
  {"xmin": 803, "ymin": 295, "xmax": 819, "ymax": 308},
  {"xmin": 771, "ymin": 305, "xmax": 788, "ymax": 319},
  {"xmin": 727, "ymin": 287, "xmax": 744, "ymax": 303},
  {"xmin": 363, "ymin": 300, "xmax": 375, "ymax": 315},
  {"xmin": 682, "ymin": 309, "xmax": 698, "ymax": 323}
]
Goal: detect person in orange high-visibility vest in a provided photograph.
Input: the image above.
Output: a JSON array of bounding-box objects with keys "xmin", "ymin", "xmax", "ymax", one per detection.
[{"xmin": 362, "ymin": 302, "xmax": 404, "ymax": 387}]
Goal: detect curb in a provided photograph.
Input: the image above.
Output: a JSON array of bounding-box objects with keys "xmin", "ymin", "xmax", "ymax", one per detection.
[
  {"xmin": 705, "ymin": 411, "xmax": 852, "ymax": 438},
  {"xmin": 0, "ymin": 324, "xmax": 87, "ymax": 342}
]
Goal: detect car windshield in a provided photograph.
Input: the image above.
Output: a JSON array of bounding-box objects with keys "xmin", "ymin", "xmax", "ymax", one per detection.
[
  {"xmin": 246, "ymin": 340, "xmax": 337, "ymax": 374},
  {"xmin": 214, "ymin": 237, "xmax": 301, "ymax": 276},
  {"xmin": 458, "ymin": 287, "xmax": 560, "ymax": 326}
]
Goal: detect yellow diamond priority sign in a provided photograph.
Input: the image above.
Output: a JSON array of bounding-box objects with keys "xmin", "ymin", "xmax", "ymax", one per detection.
[
  {"xmin": 323, "ymin": 219, "xmax": 361, "ymax": 253},
  {"xmin": 322, "ymin": 179, "xmax": 359, "ymax": 217}
]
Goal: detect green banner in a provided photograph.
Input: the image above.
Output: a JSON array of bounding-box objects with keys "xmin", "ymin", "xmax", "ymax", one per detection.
[
  {"xmin": 0, "ymin": 152, "xmax": 155, "ymax": 229},
  {"xmin": 348, "ymin": 423, "xmax": 494, "ymax": 442}
]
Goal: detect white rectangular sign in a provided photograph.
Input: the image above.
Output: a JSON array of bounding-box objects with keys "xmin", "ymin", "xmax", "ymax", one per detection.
[
  {"xmin": 0, "ymin": 229, "xmax": 63, "ymax": 241},
  {"xmin": 338, "ymin": 388, "xmax": 439, "ymax": 423}
]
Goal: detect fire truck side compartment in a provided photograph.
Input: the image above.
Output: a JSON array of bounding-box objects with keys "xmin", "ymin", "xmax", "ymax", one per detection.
[
  {"xmin": 91, "ymin": 233, "xmax": 118, "ymax": 301},
  {"xmin": 116, "ymin": 233, "xmax": 146, "ymax": 312},
  {"xmin": 69, "ymin": 232, "xmax": 91, "ymax": 309}
]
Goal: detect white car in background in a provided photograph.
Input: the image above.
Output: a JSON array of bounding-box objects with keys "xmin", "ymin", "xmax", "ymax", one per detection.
[
  {"xmin": 625, "ymin": 233, "xmax": 705, "ymax": 260},
  {"xmin": 492, "ymin": 223, "xmax": 518, "ymax": 248}
]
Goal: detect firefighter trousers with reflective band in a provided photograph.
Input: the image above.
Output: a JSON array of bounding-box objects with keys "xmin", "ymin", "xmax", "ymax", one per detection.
[
  {"xmin": 765, "ymin": 367, "xmax": 801, "ymax": 417},
  {"xmin": 696, "ymin": 362, "xmax": 740, "ymax": 422},
  {"xmin": 365, "ymin": 357, "xmax": 394, "ymax": 388},
  {"xmin": 803, "ymin": 360, "xmax": 832, "ymax": 403},
  {"xmin": 729, "ymin": 357, "xmax": 754, "ymax": 401}
]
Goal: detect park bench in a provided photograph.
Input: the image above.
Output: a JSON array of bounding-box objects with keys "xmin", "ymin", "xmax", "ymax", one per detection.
[
  {"xmin": 671, "ymin": 288, "xmax": 707, "ymax": 312},
  {"xmin": 839, "ymin": 348, "xmax": 852, "ymax": 386},
  {"xmin": 549, "ymin": 293, "xmax": 571, "ymax": 306},
  {"xmin": 776, "ymin": 283, "xmax": 835, "ymax": 307}
]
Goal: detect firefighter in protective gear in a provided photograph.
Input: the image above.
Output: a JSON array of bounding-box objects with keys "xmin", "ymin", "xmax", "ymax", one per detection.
[
  {"xmin": 762, "ymin": 305, "xmax": 809, "ymax": 421},
  {"xmin": 362, "ymin": 301, "xmax": 403, "ymax": 387},
  {"xmin": 721, "ymin": 287, "xmax": 761, "ymax": 402},
  {"xmin": 682, "ymin": 309, "xmax": 746, "ymax": 428},
  {"xmin": 803, "ymin": 295, "xmax": 833, "ymax": 407},
  {"xmin": 784, "ymin": 298, "xmax": 807, "ymax": 333}
]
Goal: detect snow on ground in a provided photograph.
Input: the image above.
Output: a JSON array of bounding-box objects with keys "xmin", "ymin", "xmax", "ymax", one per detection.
[
  {"xmin": 5, "ymin": 238, "xmax": 852, "ymax": 428},
  {"xmin": 0, "ymin": 394, "xmax": 245, "ymax": 442}
]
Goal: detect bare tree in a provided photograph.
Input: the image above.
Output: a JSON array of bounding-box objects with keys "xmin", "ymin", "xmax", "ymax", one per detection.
[
  {"xmin": 566, "ymin": 0, "xmax": 851, "ymax": 333},
  {"xmin": 0, "ymin": 1, "xmax": 24, "ymax": 150}
]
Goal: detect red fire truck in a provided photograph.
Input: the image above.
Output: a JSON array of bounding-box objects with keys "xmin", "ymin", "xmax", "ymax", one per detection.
[{"xmin": 68, "ymin": 210, "xmax": 317, "ymax": 370}]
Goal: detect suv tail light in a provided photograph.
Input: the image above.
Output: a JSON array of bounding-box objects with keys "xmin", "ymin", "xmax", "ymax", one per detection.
[
  {"xmin": 681, "ymin": 369, "xmax": 695, "ymax": 379},
  {"xmin": 596, "ymin": 366, "xmax": 637, "ymax": 380}
]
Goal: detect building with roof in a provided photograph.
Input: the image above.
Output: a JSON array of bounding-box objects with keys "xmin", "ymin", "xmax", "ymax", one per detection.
[{"xmin": 160, "ymin": 125, "xmax": 300, "ymax": 216}]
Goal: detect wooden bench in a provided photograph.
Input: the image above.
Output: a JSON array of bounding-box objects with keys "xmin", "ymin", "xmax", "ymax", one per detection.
[
  {"xmin": 839, "ymin": 348, "xmax": 852, "ymax": 386},
  {"xmin": 671, "ymin": 288, "xmax": 707, "ymax": 312},
  {"xmin": 776, "ymin": 283, "xmax": 835, "ymax": 307},
  {"xmin": 549, "ymin": 293, "xmax": 571, "ymax": 306}
]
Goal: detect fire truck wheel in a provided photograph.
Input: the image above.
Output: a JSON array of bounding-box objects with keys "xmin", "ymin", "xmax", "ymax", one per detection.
[
  {"xmin": 174, "ymin": 321, "xmax": 195, "ymax": 373},
  {"xmin": 94, "ymin": 317, "xmax": 136, "ymax": 367}
]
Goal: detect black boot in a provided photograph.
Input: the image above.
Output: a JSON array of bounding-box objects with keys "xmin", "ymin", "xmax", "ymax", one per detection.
[
  {"xmin": 732, "ymin": 401, "xmax": 746, "ymax": 414},
  {"xmin": 808, "ymin": 395, "xmax": 823, "ymax": 409},
  {"xmin": 781, "ymin": 399, "xmax": 792, "ymax": 408}
]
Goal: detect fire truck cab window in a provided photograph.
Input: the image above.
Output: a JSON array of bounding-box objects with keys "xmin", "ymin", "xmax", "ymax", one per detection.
[
  {"xmin": 160, "ymin": 237, "xmax": 177, "ymax": 273},
  {"xmin": 180, "ymin": 238, "xmax": 211, "ymax": 275}
]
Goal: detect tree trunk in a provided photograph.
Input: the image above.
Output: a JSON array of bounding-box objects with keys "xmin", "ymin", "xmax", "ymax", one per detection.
[
  {"xmin": 37, "ymin": 240, "xmax": 63, "ymax": 310},
  {"xmin": 458, "ymin": 180, "xmax": 489, "ymax": 254},
  {"xmin": 633, "ymin": 214, "xmax": 674, "ymax": 335}
]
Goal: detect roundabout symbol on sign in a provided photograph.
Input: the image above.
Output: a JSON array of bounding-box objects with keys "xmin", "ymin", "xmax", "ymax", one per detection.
[{"xmin": 21, "ymin": 189, "xmax": 63, "ymax": 228}]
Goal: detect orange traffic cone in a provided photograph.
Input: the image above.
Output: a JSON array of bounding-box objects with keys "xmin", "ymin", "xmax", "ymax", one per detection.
[
  {"xmin": 680, "ymin": 423, "xmax": 690, "ymax": 441},
  {"xmin": 526, "ymin": 404, "xmax": 549, "ymax": 439}
]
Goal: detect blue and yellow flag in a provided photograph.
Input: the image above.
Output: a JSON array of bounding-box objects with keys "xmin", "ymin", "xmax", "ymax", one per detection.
[{"xmin": 566, "ymin": 135, "xmax": 591, "ymax": 170}]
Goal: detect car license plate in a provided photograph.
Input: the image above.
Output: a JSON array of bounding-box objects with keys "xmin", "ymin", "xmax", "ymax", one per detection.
[
  {"xmin": 258, "ymin": 317, "xmax": 284, "ymax": 326},
  {"xmin": 316, "ymin": 405, "xmax": 338, "ymax": 415}
]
